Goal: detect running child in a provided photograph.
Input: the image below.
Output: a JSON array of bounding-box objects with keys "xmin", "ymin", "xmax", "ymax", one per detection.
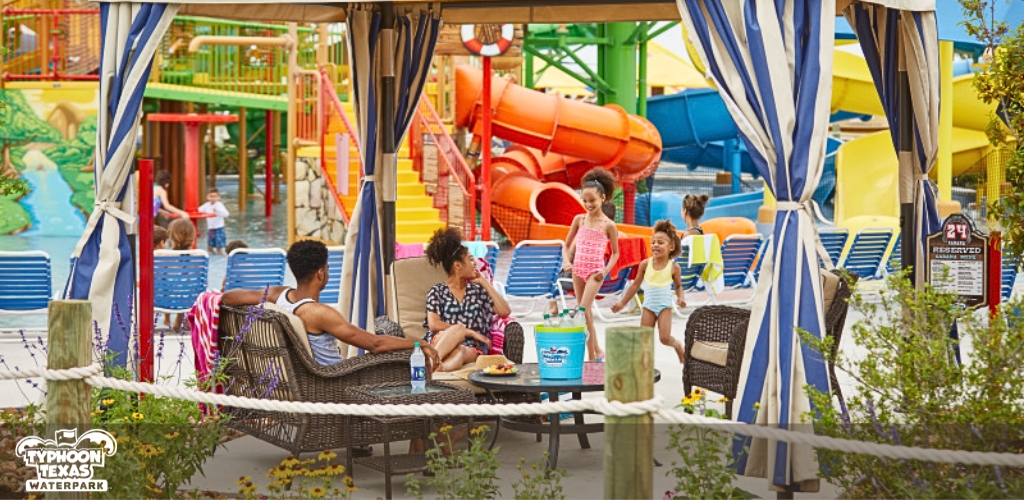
[
  {"xmin": 611, "ymin": 220, "xmax": 687, "ymax": 363},
  {"xmin": 681, "ymin": 194, "xmax": 709, "ymax": 237},
  {"xmin": 562, "ymin": 167, "xmax": 619, "ymax": 362}
]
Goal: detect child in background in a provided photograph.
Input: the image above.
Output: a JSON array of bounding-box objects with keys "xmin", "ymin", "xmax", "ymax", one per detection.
[
  {"xmin": 153, "ymin": 226, "xmax": 169, "ymax": 249},
  {"xmin": 222, "ymin": 240, "xmax": 249, "ymax": 290},
  {"xmin": 611, "ymin": 220, "xmax": 687, "ymax": 363},
  {"xmin": 562, "ymin": 167, "xmax": 619, "ymax": 362},
  {"xmin": 681, "ymin": 194, "xmax": 709, "ymax": 237},
  {"xmin": 154, "ymin": 170, "xmax": 189, "ymax": 227},
  {"xmin": 199, "ymin": 187, "xmax": 230, "ymax": 255},
  {"xmin": 168, "ymin": 219, "xmax": 196, "ymax": 250}
]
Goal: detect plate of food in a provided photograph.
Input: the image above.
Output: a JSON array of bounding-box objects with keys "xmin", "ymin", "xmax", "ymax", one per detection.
[{"xmin": 481, "ymin": 363, "xmax": 518, "ymax": 376}]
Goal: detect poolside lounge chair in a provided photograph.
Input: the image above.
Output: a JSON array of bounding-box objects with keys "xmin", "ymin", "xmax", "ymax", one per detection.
[
  {"xmin": 673, "ymin": 247, "xmax": 712, "ymax": 316},
  {"xmin": 557, "ymin": 266, "xmax": 639, "ymax": 322},
  {"xmin": 683, "ymin": 269, "xmax": 858, "ymax": 417},
  {"xmin": 495, "ymin": 240, "xmax": 567, "ymax": 317},
  {"xmin": 885, "ymin": 234, "xmax": 902, "ymax": 275},
  {"xmin": 153, "ymin": 249, "xmax": 209, "ymax": 315},
  {"xmin": 721, "ymin": 234, "xmax": 763, "ymax": 288},
  {"xmin": 818, "ymin": 228, "xmax": 849, "ymax": 268},
  {"xmin": 319, "ymin": 246, "xmax": 345, "ymax": 305},
  {"xmin": 0, "ymin": 251, "xmax": 52, "ymax": 319},
  {"xmin": 224, "ymin": 247, "xmax": 287, "ymax": 291},
  {"xmin": 484, "ymin": 241, "xmax": 500, "ymax": 273},
  {"xmin": 839, "ymin": 228, "xmax": 895, "ymax": 280},
  {"xmin": 1003, "ymin": 255, "xmax": 1019, "ymax": 302}
]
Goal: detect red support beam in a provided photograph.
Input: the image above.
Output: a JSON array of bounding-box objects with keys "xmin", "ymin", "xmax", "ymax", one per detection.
[
  {"xmin": 480, "ymin": 56, "xmax": 493, "ymax": 241},
  {"xmin": 138, "ymin": 159, "xmax": 155, "ymax": 383}
]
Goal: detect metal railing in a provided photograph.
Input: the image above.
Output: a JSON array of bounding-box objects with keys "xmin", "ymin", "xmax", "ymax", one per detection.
[
  {"xmin": 412, "ymin": 98, "xmax": 477, "ymax": 240},
  {"xmin": 2, "ymin": 7, "xmax": 100, "ymax": 81},
  {"xmin": 318, "ymin": 68, "xmax": 362, "ymax": 225}
]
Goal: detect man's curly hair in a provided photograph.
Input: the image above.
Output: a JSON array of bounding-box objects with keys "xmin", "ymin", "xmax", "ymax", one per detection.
[{"xmin": 287, "ymin": 239, "xmax": 328, "ymax": 283}]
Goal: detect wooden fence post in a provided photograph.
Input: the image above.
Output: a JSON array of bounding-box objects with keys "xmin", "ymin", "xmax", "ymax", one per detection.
[
  {"xmin": 604, "ymin": 326, "xmax": 654, "ymax": 499},
  {"xmin": 46, "ymin": 300, "xmax": 92, "ymax": 500}
]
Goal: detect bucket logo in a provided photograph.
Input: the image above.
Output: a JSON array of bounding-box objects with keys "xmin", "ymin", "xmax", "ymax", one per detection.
[
  {"xmin": 16, "ymin": 428, "xmax": 117, "ymax": 492},
  {"xmin": 541, "ymin": 346, "xmax": 571, "ymax": 367}
]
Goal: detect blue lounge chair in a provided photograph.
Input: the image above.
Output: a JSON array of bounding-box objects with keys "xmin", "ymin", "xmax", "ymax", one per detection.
[
  {"xmin": 560, "ymin": 266, "xmax": 638, "ymax": 322},
  {"xmin": 885, "ymin": 234, "xmax": 902, "ymax": 275},
  {"xmin": 320, "ymin": 246, "xmax": 345, "ymax": 306},
  {"xmin": 0, "ymin": 251, "xmax": 52, "ymax": 318},
  {"xmin": 484, "ymin": 241, "xmax": 500, "ymax": 274},
  {"xmin": 721, "ymin": 234, "xmax": 763, "ymax": 288},
  {"xmin": 225, "ymin": 248, "xmax": 287, "ymax": 291},
  {"xmin": 1002, "ymin": 255, "xmax": 1019, "ymax": 302},
  {"xmin": 751, "ymin": 236, "xmax": 771, "ymax": 285},
  {"xmin": 674, "ymin": 246, "xmax": 711, "ymax": 315},
  {"xmin": 818, "ymin": 228, "xmax": 849, "ymax": 268},
  {"xmin": 839, "ymin": 228, "xmax": 895, "ymax": 280},
  {"xmin": 153, "ymin": 250, "xmax": 209, "ymax": 314},
  {"xmin": 495, "ymin": 240, "xmax": 566, "ymax": 317}
]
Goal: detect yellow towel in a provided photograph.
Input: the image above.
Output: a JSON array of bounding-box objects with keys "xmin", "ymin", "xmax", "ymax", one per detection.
[{"xmin": 686, "ymin": 234, "xmax": 724, "ymax": 295}]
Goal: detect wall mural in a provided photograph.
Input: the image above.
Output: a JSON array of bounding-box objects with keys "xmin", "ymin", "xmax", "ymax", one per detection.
[{"xmin": 0, "ymin": 85, "xmax": 97, "ymax": 236}]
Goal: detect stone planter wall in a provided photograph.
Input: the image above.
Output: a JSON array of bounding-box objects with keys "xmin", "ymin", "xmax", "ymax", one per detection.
[{"xmin": 294, "ymin": 155, "xmax": 346, "ymax": 244}]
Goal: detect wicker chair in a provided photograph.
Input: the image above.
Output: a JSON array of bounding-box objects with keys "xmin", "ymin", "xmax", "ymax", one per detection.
[
  {"xmin": 683, "ymin": 269, "xmax": 858, "ymax": 417},
  {"xmin": 217, "ymin": 304, "xmax": 415, "ymax": 458}
]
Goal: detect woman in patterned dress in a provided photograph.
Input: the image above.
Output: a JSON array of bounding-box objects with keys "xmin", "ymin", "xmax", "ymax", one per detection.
[{"xmin": 424, "ymin": 228, "xmax": 512, "ymax": 372}]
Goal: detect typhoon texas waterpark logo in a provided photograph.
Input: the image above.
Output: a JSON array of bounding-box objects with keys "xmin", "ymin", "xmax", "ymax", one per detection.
[{"xmin": 15, "ymin": 428, "xmax": 117, "ymax": 492}]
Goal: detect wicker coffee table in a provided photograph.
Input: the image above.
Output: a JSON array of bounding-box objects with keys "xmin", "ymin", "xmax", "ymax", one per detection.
[{"xmin": 347, "ymin": 381, "xmax": 475, "ymax": 499}]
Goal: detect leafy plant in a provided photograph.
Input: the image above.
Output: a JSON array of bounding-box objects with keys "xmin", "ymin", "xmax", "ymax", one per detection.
[
  {"xmin": 664, "ymin": 388, "xmax": 754, "ymax": 500},
  {"xmin": 805, "ymin": 272, "xmax": 1024, "ymax": 498},
  {"xmin": 510, "ymin": 453, "xmax": 569, "ymax": 500},
  {"xmin": 958, "ymin": 1, "xmax": 1024, "ymax": 260},
  {"xmin": 406, "ymin": 424, "xmax": 501, "ymax": 499},
  {"xmin": 242, "ymin": 450, "xmax": 357, "ymax": 499}
]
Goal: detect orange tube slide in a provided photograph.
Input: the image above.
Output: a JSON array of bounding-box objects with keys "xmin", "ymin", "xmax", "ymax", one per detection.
[{"xmin": 456, "ymin": 65, "xmax": 662, "ymax": 243}]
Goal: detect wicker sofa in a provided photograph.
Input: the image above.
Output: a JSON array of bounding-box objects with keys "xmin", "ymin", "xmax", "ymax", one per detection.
[
  {"xmin": 683, "ymin": 269, "xmax": 857, "ymax": 417},
  {"xmin": 217, "ymin": 303, "xmax": 416, "ymax": 458}
]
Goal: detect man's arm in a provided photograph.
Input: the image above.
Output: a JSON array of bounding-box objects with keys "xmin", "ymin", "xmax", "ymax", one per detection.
[
  {"xmin": 221, "ymin": 286, "xmax": 287, "ymax": 306},
  {"xmin": 306, "ymin": 304, "xmax": 441, "ymax": 368}
]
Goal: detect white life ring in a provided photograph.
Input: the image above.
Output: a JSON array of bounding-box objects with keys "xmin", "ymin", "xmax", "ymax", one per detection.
[{"xmin": 460, "ymin": 24, "xmax": 515, "ymax": 57}]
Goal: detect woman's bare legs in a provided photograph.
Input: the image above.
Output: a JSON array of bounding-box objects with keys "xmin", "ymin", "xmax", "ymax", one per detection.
[{"xmin": 573, "ymin": 273, "xmax": 605, "ymax": 361}]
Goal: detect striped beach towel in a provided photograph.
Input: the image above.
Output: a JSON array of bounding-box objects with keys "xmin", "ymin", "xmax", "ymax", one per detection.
[{"xmin": 187, "ymin": 291, "xmax": 222, "ymax": 391}]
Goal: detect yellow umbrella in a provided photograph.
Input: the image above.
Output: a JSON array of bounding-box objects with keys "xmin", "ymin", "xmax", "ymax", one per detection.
[
  {"xmin": 646, "ymin": 41, "xmax": 709, "ymax": 89},
  {"xmin": 533, "ymin": 66, "xmax": 594, "ymax": 97}
]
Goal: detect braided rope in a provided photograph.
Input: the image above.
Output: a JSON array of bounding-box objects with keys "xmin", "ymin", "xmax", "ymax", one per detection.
[
  {"xmin": 0, "ymin": 363, "xmax": 102, "ymax": 381},
  {"xmin": 3, "ymin": 366, "xmax": 1024, "ymax": 467}
]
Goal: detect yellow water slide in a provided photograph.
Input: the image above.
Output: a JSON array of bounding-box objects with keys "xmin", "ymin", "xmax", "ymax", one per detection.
[{"xmin": 832, "ymin": 49, "xmax": 994, "ymax": 226}]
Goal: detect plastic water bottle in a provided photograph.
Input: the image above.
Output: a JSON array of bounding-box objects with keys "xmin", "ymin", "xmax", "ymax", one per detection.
[
  {"xmin": 558, "ymin": 310, "xmax": 573, "ymax": 328},
  {"xmin": 574, "ymin": 307, "xmax": 587, "ymax": 327},
  {"xmin": 542, "ymin": 313, "xmax": 554, "ymax": 327},
  {"xmin": 410, "ymin": 342, "xmax": 426, "ymax": 392}
]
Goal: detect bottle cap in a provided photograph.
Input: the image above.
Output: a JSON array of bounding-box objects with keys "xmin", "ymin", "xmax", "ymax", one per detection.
[
  {"xmin": 543, "ymin": 314, "xmax": 550, "ymax": 319},
  {"xmin": 579, "ymin": 306, "xmax": 586, "ymax": 311},
  {"xmin": 414, "ymin": 342, "xmax": 420, "ymax": 347}
]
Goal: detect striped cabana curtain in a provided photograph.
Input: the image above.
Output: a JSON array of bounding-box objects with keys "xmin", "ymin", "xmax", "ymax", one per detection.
[
  {"xmin": 339, "ymin": 4, "xmax": 441, "ymax": 341},
  {"xmin": 65, "ymin": 2, "xmax": 179, "ymax": 367},
  {"xmin": 676, "ymin": 0, "xmax": 836, "ymax": 492},
  {"xmin": 845, "ymin": 4, "xmax": 941, "ymax": 286}
]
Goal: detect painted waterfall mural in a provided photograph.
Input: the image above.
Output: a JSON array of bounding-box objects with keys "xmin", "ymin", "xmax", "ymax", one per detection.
[{"xmin": 0, "ymin": 85, "xmax": 97, "ymax": 235}]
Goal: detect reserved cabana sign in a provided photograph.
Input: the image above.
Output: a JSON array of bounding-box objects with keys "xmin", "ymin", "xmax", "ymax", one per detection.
[{"xmin": 926, "ymin": 213, "xmax": 992, "ymax": 309}]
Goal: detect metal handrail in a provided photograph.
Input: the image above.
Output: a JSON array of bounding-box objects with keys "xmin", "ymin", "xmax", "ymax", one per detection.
[
  {"xmin": 414, "ymin": 97, "xmax": 477, "ymax": 240},
  {"xmin": 318, "ymin": 68, "xmax": 365, "ymax": 225}
]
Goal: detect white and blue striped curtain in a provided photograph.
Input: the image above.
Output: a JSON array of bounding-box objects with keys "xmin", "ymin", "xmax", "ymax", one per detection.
[
  {"xmin": 65, "ymin": 2, "xmax": 179, "ymax": 367},
  {"xmin": 677, "ymin": 0, "xmax": 835, "ymax": 491},
  {"xmin": 845, "ymin": 4, "xmax": 941, "ymax": 285},
  {"xmin": 339, "ymin": 5, "xmax": 441, "ymax": 339}
]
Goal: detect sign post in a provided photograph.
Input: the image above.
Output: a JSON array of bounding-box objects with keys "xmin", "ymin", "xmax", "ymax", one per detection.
[
  {"xmin": 925, "ymin": 213, "xmax": 992, "ymax": 310},
  {"xmin": 461, "ymin": 24, "xmax": 514, "ymax": 241}
]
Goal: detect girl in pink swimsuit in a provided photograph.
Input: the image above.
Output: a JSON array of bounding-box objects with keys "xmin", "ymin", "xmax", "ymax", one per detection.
[{"xmin": 563, "ymin": 168, "xmax": 619, "ymax": 362}]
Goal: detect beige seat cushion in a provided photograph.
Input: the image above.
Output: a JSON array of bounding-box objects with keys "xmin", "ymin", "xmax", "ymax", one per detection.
[
  {"xmin": 820, "ymin": 269, "xmax": 840, "ymax": 313},
  {"xmin": 392, "ymin": 256, "xmax": 448, "ymax": 341},
  {"xmin": 690, "ymin": 340, "xmax": 730, "ymax": 367},
  {"xmin": 263, "ymin": 302, "xmax": 319, "ymax": 361}
]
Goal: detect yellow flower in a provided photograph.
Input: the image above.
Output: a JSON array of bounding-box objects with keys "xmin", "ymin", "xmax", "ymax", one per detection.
[
  {"xmin": 26, "ymin": 495, "xmax": 38, "ymax": 500},
  {"xmin": 324, "ymin": 464, "xmax": 345, "ymax": 476},
  {"xmin": 138, "ymin": 444, "xmax": 163, "ymax": 458},
  {"xmin": 164, "ymin": 431, "xmax": 180, "ymax": 439},
  {"xmin": 290, "ymin": 467, "xmax": 308, "ymax": 478},
  {"xmin": 102, "ymin": 398, "xmax": 115, "ymax": 406},
  {"xmin": 754, "ymin": 402, "xmax": 761, "ymax": 410},
  {"xmin": 717, "ymin": 397, "xmax": 729, "ymax": 403},
  {"xmin": 309, "ymin": 486, "xmax": 327, "ymax": 498},
  {"xmin": 318, "ymin": 449, "xmax": 337, "ymax": 461},
  {"xmin": 307, "ymin": 467, "xmax": 325, "ymax": 477},
  {"xmin": 693, "ymin": 388, "xmax": 704, "ymax": 397},
  {"xmin": 92, "ymin": 409, "xmax": 104, "ymax": 415},
  {"xmin": 681, "ymin": 395, "xmax": 695, "ymax": 406},
  {"xmin": 132, "ymin": 412, "xmax": 144, "ymax": 420},
  {"xmin": 146, "ymin": 485, "xmax": 162, "ymax": 494},
  {"xmin": 280, "ymin": 456, "xmax": 300, "ymax": 467},
  {"xmin": 342, "ymin": 476, "xmax": 354, "ymax": 486},
  {"xmin": 470, "ymin": 425, "xmax": 487, "ymax": 436},
  {"xmin": 236, "ymin": 476, "xmax": 251, "ymax": 485},
  {"xmin": 116, "ymin": 436, "xmax": 128, "ymax": 444},
  {"xmin": 438, "ymin": 424, "xmax": 453, "ymax": 434},
  {"xmin": 301, "ymin": 458, "xmax": 316, "ymax": 466},
  {"xmin": 268, "ymin": 465, "xmax": 290, "ymax": 479},
  {"xmin": 147, "ymin": 473, "xmax": 156, "ymax": 484},
  {"xmin": 238, "ymin": 482, "xmax": 256, "ymax": 495},
  {"xmin": 346, "ymin": 485, "xmax": 358, "ymax": 493}
]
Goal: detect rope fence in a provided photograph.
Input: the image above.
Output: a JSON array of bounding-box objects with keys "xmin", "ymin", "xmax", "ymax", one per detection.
[{"xmin": 4, "ymin": 363, "xmax": 1024, "ymax": 468}]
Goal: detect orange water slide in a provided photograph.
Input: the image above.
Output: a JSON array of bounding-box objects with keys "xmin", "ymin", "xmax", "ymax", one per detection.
[{"xmin": 455, "ymin": 65, "xmax": 663, "ymax": 243}]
